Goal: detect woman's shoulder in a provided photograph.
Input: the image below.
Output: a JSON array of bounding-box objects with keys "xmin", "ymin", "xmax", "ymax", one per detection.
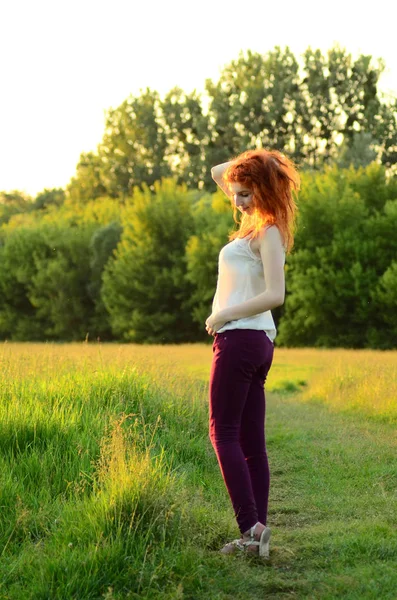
[
  {"xmin": 258, "ymin": 223, "xmax": 279, "ymax": 238},
  {"xmin": 258, "ymin": 224, "xmax": 286, "ymax": 253}
]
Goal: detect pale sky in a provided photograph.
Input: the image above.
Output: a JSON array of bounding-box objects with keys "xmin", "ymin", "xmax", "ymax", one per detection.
[{"xmin": 1, "ymin": 0, "xmax": 396, "ymax": 197}]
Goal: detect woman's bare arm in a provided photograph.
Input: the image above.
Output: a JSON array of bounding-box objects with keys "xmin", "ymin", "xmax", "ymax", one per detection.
[{"xmin": 211, "ymin": 161, "xmax": 234, "ymax": 198}]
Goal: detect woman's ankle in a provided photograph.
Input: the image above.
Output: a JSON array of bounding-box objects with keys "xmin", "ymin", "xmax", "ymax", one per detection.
[{"xmin": 243, "ymin": 521, "xmax": 265, "ymax": 539}]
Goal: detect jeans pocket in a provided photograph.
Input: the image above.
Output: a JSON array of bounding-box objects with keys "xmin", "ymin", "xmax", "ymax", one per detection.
[{"xmin": 213, "ymin": 333, "xmax": 228, "ymax": 353}]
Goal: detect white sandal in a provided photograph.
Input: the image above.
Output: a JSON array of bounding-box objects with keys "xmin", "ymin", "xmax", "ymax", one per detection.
[{"xmin": 220, "ymin": 522, "xmax": 271, "ymax": 558}]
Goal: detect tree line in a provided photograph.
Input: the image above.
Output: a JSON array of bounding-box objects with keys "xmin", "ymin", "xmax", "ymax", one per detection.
[
  {"xmin": 66, "ymin": 45, "xmax": 397, "ymax": 201},
  {"xmin": 1, "ymin": 44, "xmax": 396, "ymax": 347},
  {"xmin": 0, "ymin": 163, "xmax": 396, "ymax": 348}
]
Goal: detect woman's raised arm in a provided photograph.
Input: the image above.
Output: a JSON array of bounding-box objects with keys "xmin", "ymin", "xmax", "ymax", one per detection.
[{"xmin": 211, "ymin": 161, "xmax": 234, "ymax": 198}]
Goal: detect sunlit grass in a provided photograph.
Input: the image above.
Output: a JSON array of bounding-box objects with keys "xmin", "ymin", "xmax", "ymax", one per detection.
[
  {"xmin": 1, "ymin": 341, "xmax": 397, "ymax": 599},
  {"xmin": 295, "ymin": 349, "xmax": 397, "ymax": 422},
  {"xmin": 1, "ymin": 341, "xmax": 396, "ymax": 422},
  {"xmin": 0, "ymin": 342, "xmax": 216, "ymax": 599}
]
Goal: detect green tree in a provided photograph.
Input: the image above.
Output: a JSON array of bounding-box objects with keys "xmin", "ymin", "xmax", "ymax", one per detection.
[
  {"xmin": 66, "ymin": 151, "xmax": 108, "ymax": 203},
  {"xmin": 98, "ymin": 89, "xmax": 171, "ymax": 199},
  {"xmin": 335, "ymin": 131, "xmax": 379, "ymax": 170},
  {"xmin": 101, "ymin": 178, "xmax": 199, "ymax": 343},
  {"xmin": 160, "ymin": 87, "xmax": 210, "ymax": 189},
  {"xmin": 0, "ymin": 190, "xmax": 33, "ymax": 225},
  {"xmin": 87, "ymin": 221, "xmax": 123, "ymax": 339},
  {"xmin": 375, "ymin": 97, "xmax": 397, "ymax": 169},
  {"xmin": 300, "ymin": 46, "xmax": 385, "ymax": 167},
  {"xmin": 0, "ymin": 227, "xmax": 46, "ymax": 340},
  {"xmin": 63, "ymin": 44, "xmax": 397, "ymax": 200},
  {"xmin": 201, "ymin": 44, "xmax": 394, "ymax": 178},
  {"xmin": 0, "ymin": 224, "xmax": 98, "ymax": 341},
  {"xmin": 32, "ymin": 188, "xmax": 66, "ymax": 210},
  {"xmin": 28, "ymin": 225, "xmax": 97, "ymax": 340},
  {"xmin": 371, "ymin": 260, "xmax": 397, "ymax": 345},
  {"xmin": 277, "ymin": 163, "xmax": 397, "ymax": 348},
  {"xmin": 204, "ymin": 47, "xmax": 302, "ymax": 170}
]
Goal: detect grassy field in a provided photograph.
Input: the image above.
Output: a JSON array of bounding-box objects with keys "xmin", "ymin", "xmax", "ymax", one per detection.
[{"xmin": 0, "ymin": 341, "xmax": 396, "ymax": 599}]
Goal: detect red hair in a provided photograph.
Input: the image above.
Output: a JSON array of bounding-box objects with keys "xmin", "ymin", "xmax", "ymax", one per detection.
[{"xmin": 223, "ymin": 148, "xmax": 300, "ymax": 253}]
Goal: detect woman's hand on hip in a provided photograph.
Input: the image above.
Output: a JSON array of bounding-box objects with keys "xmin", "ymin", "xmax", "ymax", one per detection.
[{"xmin": 205, "ymin": 311, "xmax": 229, "ymax": 336}]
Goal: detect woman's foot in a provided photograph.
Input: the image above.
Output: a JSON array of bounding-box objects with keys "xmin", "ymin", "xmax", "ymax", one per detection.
[
  {"xmin": 220, "ymin": 522, "xmax": 267, "ymax": 556},
  {"xmin": 243, "ymin": 522, "xmax": 266, "ymax": 542}
]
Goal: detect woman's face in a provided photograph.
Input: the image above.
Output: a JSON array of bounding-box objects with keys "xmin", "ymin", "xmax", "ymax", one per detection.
[{"xmin": 229, "ymin": 182, "xmax": 254, "ymax": 214}]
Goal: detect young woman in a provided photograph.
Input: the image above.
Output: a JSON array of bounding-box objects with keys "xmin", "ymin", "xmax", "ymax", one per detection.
[{"xmin": 205, "ymin": 149, "xmax": 300, "ymax": 558}]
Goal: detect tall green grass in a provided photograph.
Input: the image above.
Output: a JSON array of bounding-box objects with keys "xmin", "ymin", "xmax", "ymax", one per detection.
[
  {"xmin": 1, "ymin": 342, "xmax": 397, "ymax": 599},
  {"xmin": 0, "ymin": 345, "xmax": 229, "ymax": 598}
]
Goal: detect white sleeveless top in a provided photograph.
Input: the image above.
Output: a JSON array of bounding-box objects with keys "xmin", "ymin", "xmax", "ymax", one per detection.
[{"xmin": 211, "ymin": 228, "xmax": 285, "ymax": 342}]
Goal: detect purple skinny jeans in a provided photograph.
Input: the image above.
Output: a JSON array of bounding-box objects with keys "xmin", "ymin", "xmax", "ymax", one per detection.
[{"xmin": 209, "ymin": 328, "xmax": 274, "ymax": 535}]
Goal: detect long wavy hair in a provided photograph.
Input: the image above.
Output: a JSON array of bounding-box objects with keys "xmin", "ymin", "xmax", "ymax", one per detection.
[{"xmin": 223, "ymin": 148, "xmax": 300, "ymax": 254}]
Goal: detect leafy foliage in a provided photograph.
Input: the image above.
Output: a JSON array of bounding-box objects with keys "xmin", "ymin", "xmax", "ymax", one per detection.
[
  {"xmin": 0, "ymin": 225, "xmax": 97, "ymax": 340},
  {"xmin": 277, "ymin": 163, "xmax": 397, "ymax": 348},
  {"xmin": 87, "ymin": 221, "xmax": 123, "ymax": 339},
  {"xmin": 66, "ymin": 45, "xmax": 397, "ymax": 202},
  {"xmin": 101, "ymin": 179, "xmax": 200, "ymax": 343},
  {"xmin": 1, "ymin": 45, "xmax": 397, "ymax": 346}
]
